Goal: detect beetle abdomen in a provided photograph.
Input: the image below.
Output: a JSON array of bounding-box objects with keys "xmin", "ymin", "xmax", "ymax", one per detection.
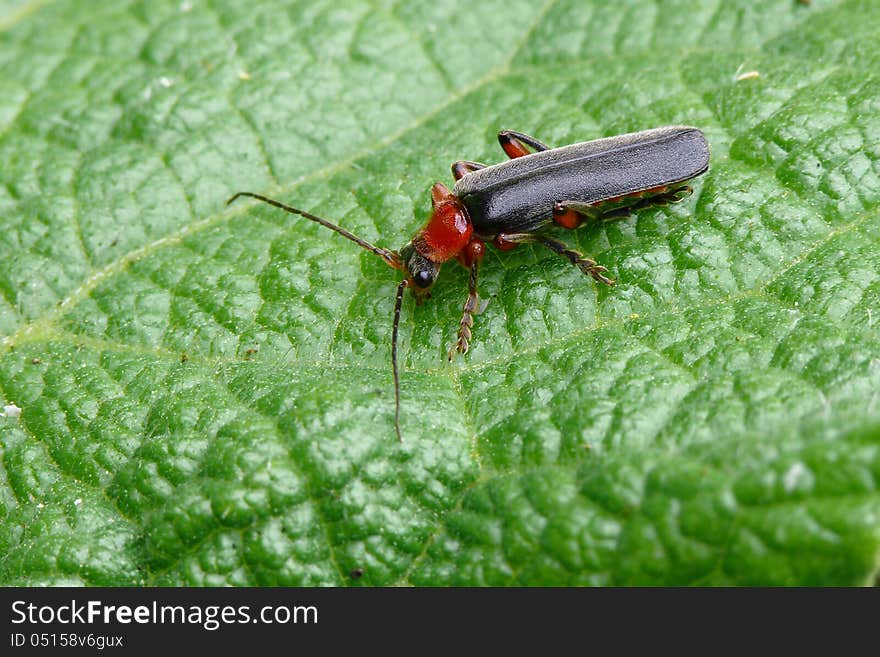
[{"xmin": 454, "ymin": 126, "xmax": 709, "ymax": 235}]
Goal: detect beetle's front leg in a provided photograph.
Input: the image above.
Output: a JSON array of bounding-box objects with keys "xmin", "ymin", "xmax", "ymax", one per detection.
[
  {"xmin": 449, "ymin": 237, "xmax": 486, "ymax": 360},
  {"xmin": 448, "ymin": 260, "xmax": 480, "ymax": 360},
  {"xmin": 495, "ymin": 232, "xmax": 615, "ymax": 286}
]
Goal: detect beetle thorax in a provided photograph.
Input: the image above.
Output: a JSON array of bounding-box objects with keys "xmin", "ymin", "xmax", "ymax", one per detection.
[
  {"xmin": 396, "ymin": 183, "xmax": 474, "ymax": 298},
  {"xmin": 413, "ymin": 183, "xmax": 473, "ymax": 263}
]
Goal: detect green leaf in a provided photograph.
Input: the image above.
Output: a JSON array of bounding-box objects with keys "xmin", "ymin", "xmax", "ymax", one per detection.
[{"xmin": 1, "ymin": 0, "xmax": 879, "ymax": 586}]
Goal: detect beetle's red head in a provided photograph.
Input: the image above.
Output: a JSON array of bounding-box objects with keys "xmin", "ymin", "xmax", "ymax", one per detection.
[{"xmin": 398, "ymin": 182, "xmax": 472, "ymax": 302}]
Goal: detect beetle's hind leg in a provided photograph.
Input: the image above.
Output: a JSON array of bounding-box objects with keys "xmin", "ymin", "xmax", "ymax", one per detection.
[
  {"xmin": 452, "ymin": 160, "xmax": 486, "ymax": 181},
  {"xmin": 495, "ymin": 232, "xmax": 615, "ymax": 286},
  {"xmin": 600, "ymin": 185, "xmax": 695, "ymax": 220},
  {"xmin": 551, "ymin": 184, "xmax": 695, "ymax": 229},
  {"xmin": 498, "ymin": 130, "xmax": 550, "ymax": 159},
  {"xmin": 551, "ymin": 200, "xmax": 602, "ymax": 229}
]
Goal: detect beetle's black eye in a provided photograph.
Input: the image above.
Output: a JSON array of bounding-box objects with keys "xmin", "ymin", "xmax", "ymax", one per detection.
[
  {"xmin": 399, "ymin": 243, "xmax": 440, "ymax": 291},
  {"xmin": 414, "ymin": 269, "xmax": 434, "ymax": 288}
]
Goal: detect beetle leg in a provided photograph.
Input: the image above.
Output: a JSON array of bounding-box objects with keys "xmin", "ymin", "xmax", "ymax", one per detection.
[
  {"xmin": 451, "ymin": 160, "xmax": 487, "ymax": 180},
  {"xmin": 552, "ymin": 200, "xmax": 603, "ymax": 229},
  {"xmin": 496, "ymin": 232, "xmax": 615, "ymax": 286},
  {"xmin": 498, "ymin": 130, "xmax": 550, "ymax": 159},
  {"xmin": 553, "ymin": 184, "xmax": 695, "ymax": 228},
  {"xmin": 601, "ymin": 185, "xmax": 695, "ymax": 220},
  {"xmin": 449, "ymin": 238, "xmax": 486, "ymax": 360},
  {"xmin": 537, "ymin": 235, "xmax": 615, "ymax": 286},
  {"xmin": 650, "ymin": 185, "xmax": 693, "ymax": 205},
  {"xmin": 448, "ymin": 260, "xmax": 482, "ymax": 360}
]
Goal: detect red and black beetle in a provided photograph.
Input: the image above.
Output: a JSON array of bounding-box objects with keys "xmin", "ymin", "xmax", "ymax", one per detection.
[{"xmin": 228, "ymin": 125, "xmax": 710, "ymax": 440}]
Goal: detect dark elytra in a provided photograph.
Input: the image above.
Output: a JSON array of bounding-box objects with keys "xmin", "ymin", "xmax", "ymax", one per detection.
[{"xmin": 454, "ymin": 126, "xmax": 709, "ymax": 235}]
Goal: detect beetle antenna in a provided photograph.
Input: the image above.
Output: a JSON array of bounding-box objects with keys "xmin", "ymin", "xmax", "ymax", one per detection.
[
  {"xmin": 392, "ymin": 278, "xmax": 408, "ymax": 442},
  {"xmin": 227, "ymin": 192, "xmax": 401, "ymax": 269}
]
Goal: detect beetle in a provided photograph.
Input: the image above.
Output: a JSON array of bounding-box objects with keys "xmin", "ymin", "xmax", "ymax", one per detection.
[{"xmin": 228, "ymin": 125, "xmax": 710, "ymax": 440}]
